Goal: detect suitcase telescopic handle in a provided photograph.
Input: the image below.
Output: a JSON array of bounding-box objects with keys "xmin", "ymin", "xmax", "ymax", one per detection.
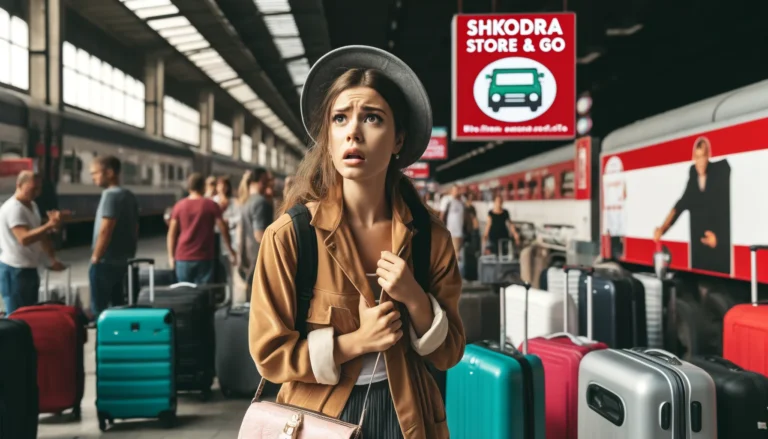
[
  {"xmin": 127, "ymin": 258, "xmax": 155, "ymax": 305},
  {"xmin": 500, "ymin": 277, "xmax": 531, "ymax": 355},
  {"xmin": 562, "ymin": 265, "xmax": 595, "ymax": 340},
  {"xmin": 750, "ymin": 246, "xmax": 768, "ymax": 306}
]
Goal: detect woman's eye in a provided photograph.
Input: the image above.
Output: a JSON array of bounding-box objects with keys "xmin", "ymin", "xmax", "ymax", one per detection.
[
  {"xmin": 365, "ymin": 114, "xmax": 382, "ymax": 123},
  {"xmin": 332, "ymin": 114, "xmax": 345, "ymax": 123}
]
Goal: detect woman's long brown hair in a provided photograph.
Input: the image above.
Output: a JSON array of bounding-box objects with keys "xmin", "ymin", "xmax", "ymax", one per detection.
[{"xmin": 280, "ymin": 68, "xmax": 430, "ymax": 217}]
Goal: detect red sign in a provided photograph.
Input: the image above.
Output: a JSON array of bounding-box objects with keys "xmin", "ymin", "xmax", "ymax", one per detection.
[
  {"xmin": 451, "ymin": 13, "xmax": 576, "ymax": 141},
  {"xmin": 574, "ymin": 136, "xmax": 592, "ymax": 200},
  {"xmin": 404, "ymin": 162, "xmax": 430, "ymax": 179},
  {"xmin": 422, "ymin": 127, "xmax": 448, "ymax": 160}
]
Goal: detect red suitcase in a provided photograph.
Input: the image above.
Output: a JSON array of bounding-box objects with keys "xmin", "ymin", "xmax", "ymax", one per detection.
[
  {"xmin": 524, "ymin": 265, "xmax": 608, "ymax": 439},
  {"xmin": 9, "ymin": 267, "xmax": 85, "ymax": 419},
  {"xmin": 724, "ymin": 245, "xmax": 768, "ymax": 374}
]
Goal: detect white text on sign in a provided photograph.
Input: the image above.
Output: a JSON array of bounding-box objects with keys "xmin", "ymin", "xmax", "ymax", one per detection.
[{"xmin": 465, "ymin": 18, "xmax": 566, "ymax": 54}]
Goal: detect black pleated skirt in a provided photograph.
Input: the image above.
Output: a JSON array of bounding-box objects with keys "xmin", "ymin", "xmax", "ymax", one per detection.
[{"xmin": 339, "ymin": 380, "xmax": 404, "ymax": 439}]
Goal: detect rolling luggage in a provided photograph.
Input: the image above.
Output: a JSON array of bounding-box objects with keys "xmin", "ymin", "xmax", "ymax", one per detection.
[
  {"xmin": 457, "ymin": 284, "xmax": 500, "ymax": 344},
  {"xmin": 136, "ymin": 269, "xmax": 227, "ymax": 400},
  {"xmin": 446, "ymin": 278, "xmax": 545, "ymax": 438},
  {"xmin": 504, "ymin": 280, "xmax": 577, "ymax": 347},
  {"xmin": 578, "ymin": 347, "xmax": 717, "ymax": 438},
  {"xmin": 95, "ymin": 258, "xmax": 176, "ymax": 431},
  {"xmin": 690, "ymin": 355, "xmax": 768, "ymax": 438},
  {"xmin": 9, "ymin": 266, "xmax": 85, "ymax": 420},
  {"xmin": 140, "ymin": 267, "xmax": 177, "ymax": 288},
  {"xmin": 525, "ymin": 265, "xmax": 607, "ymax": 439},
  {"xmin": 478, "ymin": 239, "xmax": 519, "ymax": 285},
  {"xmin": 578, "ymin": 268, "xmax": 648, "ymax": 348},
  {"xmin": 214, "ymin": 303, "xmax": 277, "ymax": 397},
  {"xmin": 724, "ymin": 245, "xmax": 768, "ymax": 374},
  {"xmin": 631, "ymin": 272, "xmax": 675, "ymax": 349},
  {"xmin": 0, "ymin": 319, "xmax": 39, "ymax": 439}
]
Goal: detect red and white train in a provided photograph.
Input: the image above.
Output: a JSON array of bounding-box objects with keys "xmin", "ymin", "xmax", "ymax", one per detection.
[{"xmin": 437, "ymin": 78, "xmax": 768, "ymax": 287}]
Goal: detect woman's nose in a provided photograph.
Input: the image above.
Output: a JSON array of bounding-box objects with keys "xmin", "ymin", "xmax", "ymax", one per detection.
[{"xmin": 346, "ymin": 121, "xmax": 363, "ymax": 143}]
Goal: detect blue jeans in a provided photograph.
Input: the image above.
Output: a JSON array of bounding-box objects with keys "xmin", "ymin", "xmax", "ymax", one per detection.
[
  {"xmin": 175, "ymin": 260, "xmax": 214, "ymax": 285},
  {"xmin": 90, "ymin": 263, "xmax": 128, "ymax": 319},
  {"xmin": 0, "ymin": 262, "xmax": 40, "ymax": 315}
]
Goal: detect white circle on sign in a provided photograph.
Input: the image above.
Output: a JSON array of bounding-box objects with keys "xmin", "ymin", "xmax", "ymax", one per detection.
[{"xmin": 473, "ymin": 57, "xmax": 557, "ymax": 123}]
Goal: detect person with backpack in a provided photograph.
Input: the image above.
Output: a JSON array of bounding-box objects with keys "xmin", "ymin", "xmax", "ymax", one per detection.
[{"xmin": 247, "ymin": 46, "xmax": 466, "ymax": 439}]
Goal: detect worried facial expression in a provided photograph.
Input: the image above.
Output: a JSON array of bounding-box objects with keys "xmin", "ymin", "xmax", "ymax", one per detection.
[
  {"xmin": 693, "ymin": 139, "xmax": 711, "ymax": 177},
  {"xmin": 328, "ymin": 87, "xmax": 403, "ymax": 181}
]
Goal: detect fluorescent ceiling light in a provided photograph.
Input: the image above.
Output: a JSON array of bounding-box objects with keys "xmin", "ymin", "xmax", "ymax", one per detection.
[
  {"xmin": 167, "ymin": 33, "xmax": 204, "ymax": 46},
  {"xmin": 606, "ymin": 24, "xmax": 643, "ymax": 37},
  {"xmin": 245, "ymin": 100, "xmax": 266, "ymax": 110},
  {"xmin": 577, "ymin": 51, "xmax": 602, "ymax": 65},
  {"xmin": 159, "ymin": 25, "xmax": 196, "ymax": 38},
  {"xmin": 123, "ymin": 0, "xmax": 170, "ymax": 9},
  {"xmin": 254, "ymin": 108, "xmax": 272, "ymax": 118},
  {"xmin": 210, "ymin": 69, "xmax": 238, "ymax": 83},
  {"xmin": 287, "ymin": 58, "xmax": 310, "ymax": 86},
  {"xmin": 194, "ymin": 57, "xmax": 225, "ymax": 68},
  {"xmin": 253, "ymin": 0, "xmax": 290, "ymax": 14},
  {"xmin": 273, "ymin": 37, "xmax": 304, "ymax": 59},
  {"xmin": 175, "ymin": 39, "xmax": 209, "ymax": 53},
  {"xmin": 189, "ymin": 49, "xmax": 218, "ymax": 61},
  {"xmin": 263, "ymin": 114, "xmax": 280, "ymax": 125},
  {"xmin": 148, "ymin": 16, "xmax": 190, "ymax": 30},
  {"xmin": 220, "ymin": 78, "xmax": 243, "ymax": 89},
  {"xmin": 229, "ymin": 84, "xmax": 258, "ymax": 102},
  {"xmin": 134, "ymin": 5, "xmax": 178, "ymax": 19},
  {"xmin": 263, "ymin": 14, "xmax": 299, "ymax": 37}
]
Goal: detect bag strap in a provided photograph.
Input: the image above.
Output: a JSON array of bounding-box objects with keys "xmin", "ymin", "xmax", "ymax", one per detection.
[{"xmin": 287, "ymin": 204, "xmax": 318, "ymax": 340}]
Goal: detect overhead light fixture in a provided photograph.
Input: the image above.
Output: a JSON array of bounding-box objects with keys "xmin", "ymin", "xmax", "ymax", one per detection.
[
  {"xmin": 253, "ymin": 0, "xmax": 290, "ymax": 14},
  {"xmin": 287, "ymin": 58, "xmax": 310, "ymax": 86},
  {"xmin": 229, "ymin": 84, "xmax": 258, "ymax": 102},
  {"xmin": 168, "ymin": 33, "xmax": 204, "ymax": 46},
  {"xmin": 189, "ymin": 50, "xmax": 218, "ymax": 61},
  {"xmin": 159, "ymin": 25, "xmax": 196, "ymax": 38},
  {"xmin": 147, "ymin": 16, "xmax": 190, "ymax": 31},
  {"xmin": 175, "ymin": 39, "xmax": 209, "ymax": 53},
  {"xmin": 220, "ymin": 78, "xmax": 243, "ymax": 89},
  {"xmin": 606, "ymin": 24, "xmax": 643, "ymax": 37},
  {"xmin": 577, "ymin": 51, "xmax": 602, "ymax": 65},
  {"xmin": 274, "ymin": 37, "xmax": 305, "ymax": 59},
  {"xmin": 263, "ymin": 14, "xmax": 300, "ymax": 37},
  {"xmin": 134, "ymin": 5, "xmax": 178, "ymax": 19}
]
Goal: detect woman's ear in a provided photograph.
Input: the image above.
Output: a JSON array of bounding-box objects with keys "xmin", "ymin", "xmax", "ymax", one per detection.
[{"xmin": 394, "ymin": 133, "xmax": 405, "ymax": 154}]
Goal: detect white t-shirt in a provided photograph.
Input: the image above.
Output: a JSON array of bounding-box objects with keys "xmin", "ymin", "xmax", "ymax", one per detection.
[
  {"xmin": 440, "ymin": 195, "xmax": 465, "ymax": 238},
  {"xmin": 0, "ymin": 197, "xmax": 44, "ymax": 268}
]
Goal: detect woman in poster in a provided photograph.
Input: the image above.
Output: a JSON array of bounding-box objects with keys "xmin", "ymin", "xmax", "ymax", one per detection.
[{"xmin": 653, "ymin": 136, "xmax": 731, "ymax": 274}]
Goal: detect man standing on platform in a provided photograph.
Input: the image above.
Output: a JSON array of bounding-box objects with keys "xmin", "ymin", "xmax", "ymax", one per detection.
[
  {"xmin": 0, "ymin": 171, "xmax": 65, "ymax": 315},
  {"xmin": 89, "ymin": 156, "xmax": 139, "ymax": 320}
]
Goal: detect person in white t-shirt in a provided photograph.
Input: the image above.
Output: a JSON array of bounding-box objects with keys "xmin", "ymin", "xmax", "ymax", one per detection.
[
  {"xmin": 0, "ymin": 171, "xmax": 65, "ymax": 315},
  {"xmin": 439, "ymin": 185, "xmax": 466, "ymax": 257}
]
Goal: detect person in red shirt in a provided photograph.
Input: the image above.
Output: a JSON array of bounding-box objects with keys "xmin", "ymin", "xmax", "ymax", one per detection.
[{"xmin": 167, "ymin": 173, "xmax": 236, "ymax": 285}]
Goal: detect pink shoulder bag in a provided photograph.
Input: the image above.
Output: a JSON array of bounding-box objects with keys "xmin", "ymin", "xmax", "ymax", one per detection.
[{"xmin": 237, "ymin": 353, "xmax": 382, "ymax": 439}]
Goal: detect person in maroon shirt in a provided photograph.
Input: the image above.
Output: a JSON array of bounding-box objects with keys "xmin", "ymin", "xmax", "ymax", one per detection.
[{"xmin": 167, "ymin": 173, "xmax": 236, "ymax": 285}]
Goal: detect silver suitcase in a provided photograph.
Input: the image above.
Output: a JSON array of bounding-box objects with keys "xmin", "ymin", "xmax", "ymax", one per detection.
[
  {"xmin": 631, "ymin": 273, "xmax": 666, "ymax": 349},
  {"xmin": 578, "ymin": 348, "xmax": 717, "ymax": 438}
]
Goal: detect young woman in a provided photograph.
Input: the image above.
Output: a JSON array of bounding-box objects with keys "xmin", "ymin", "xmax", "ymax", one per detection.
[
  {"xmin": 483, "ymin": 193, "xmax": 521, "ymax": 256},
  {"xmin": 248, "ymin": 46, "xmax": 465, "ymax": 439}
]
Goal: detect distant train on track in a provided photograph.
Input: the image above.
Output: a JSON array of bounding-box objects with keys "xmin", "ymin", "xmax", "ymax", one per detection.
[
  {"xmin": 0, "ymin": 86, "xmax": 284, "ymax": 244},
  {"xmin": 436, "ymin": 78, "xmax": 768, "ymax": 289}
]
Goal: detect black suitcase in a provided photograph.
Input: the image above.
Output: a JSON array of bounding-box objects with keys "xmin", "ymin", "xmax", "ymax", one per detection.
[
  {"xmin": 139, "ymin": 267, "xmax": 177, "ymax": 288},
  {"xmin": 214, "ymin": 304, "xmax": 279, "ymax": 397},
  {"xmin": 457, "ymin": 284, "xmax": 499, "ymax": 344},
  {"xmin": 0, "ymin": 319, "xmax": 39, "ymax": 439},
  {"xmin": 577, "ymin": 268, "xmax": 648, "ymax": 348},
  {"xmin": 690, "ymin": 355, "xmax": 768, "ymax": 438},
  {"xmin": 134, "ymin": 266, "xmax": 220, "ymax": 400}
]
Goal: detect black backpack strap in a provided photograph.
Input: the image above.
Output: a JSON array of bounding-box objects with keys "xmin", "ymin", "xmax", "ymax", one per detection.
[{"xmin": 287, "ymin": 204, "xmax": 318, "ymax": 340}]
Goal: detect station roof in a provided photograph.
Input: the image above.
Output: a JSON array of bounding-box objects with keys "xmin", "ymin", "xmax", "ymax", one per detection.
[{"xmin": 70, "ymin": 0, "xmax": 768, "ymax": 178}]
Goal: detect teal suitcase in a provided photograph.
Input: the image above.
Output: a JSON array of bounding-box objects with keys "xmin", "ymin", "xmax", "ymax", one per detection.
[
  {"xmin": 95, "ymin": 260, "xmax": 176, "ymax": 431},
  {"xmin": 446, "ymin": 280, "xmax": 546, "ymax": 438}
]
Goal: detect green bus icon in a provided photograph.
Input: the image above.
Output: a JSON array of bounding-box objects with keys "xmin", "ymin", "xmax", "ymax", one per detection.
[{"xmin": 485, "ymin": 68, "xmax": 545, "ymax": 112}]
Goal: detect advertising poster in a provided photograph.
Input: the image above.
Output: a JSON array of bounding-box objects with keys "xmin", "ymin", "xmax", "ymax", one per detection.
[
  {"xmin": 451, "ymin": 13, "xmax": 576, "ymax": 141},
  {"xmin": 404, "ymin": 162, "xmax": 430, "ymax": 180},
  {"xmin": 601, "ymin": 117, "xmax": 768, "ymax": 282},
  {"xmin": 422, "ymin": 127, "xmax": 448, "ymax": 160}
]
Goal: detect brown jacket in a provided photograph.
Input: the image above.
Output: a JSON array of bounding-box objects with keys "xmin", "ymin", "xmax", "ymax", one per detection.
[{"xmin": 248, "ymin": 184, "xmax": 466, "ymax": 438}]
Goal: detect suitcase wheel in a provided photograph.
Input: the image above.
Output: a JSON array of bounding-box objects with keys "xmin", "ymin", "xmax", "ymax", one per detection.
[
  {"xmin": 200, "ymin": 388, "xmax": 213, "ymax": 402},
  {"xmin": 97, "ymin": 412, "xmax": 109, "ymax": 432},
  {"xmin": 159, "ymin": 410, "xmax": 176, "ymax": 429}
]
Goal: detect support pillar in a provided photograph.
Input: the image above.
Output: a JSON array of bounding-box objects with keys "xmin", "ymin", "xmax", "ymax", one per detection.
[
  {"xmin": 198, "ymin": 90, "xmax": 214, "ymax": 154},
  {"xmin": 29, "ymin": 0, "xmax": 62, "ymax": 106},
  {"xmin": 266, "ymin": 131, "xmax": 277, "ymax": 171},
  {"xmin": 251, "ymin": 123, "xmax": 263, "ymax": 165},
  {"xmin": 144, "ymin": 56, "xmax": 165, "ymax": 135},
  {"xmin": 232, "ymin": 112, "xmax": 244, "ymax": 161}
]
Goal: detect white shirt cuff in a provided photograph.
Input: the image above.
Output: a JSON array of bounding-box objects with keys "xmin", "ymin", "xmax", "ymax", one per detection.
[
  {"xmin": 409, "ymin": 293, "xmax": 449, "ymax": 356},
  {"xmin": 307, "ymin": 327, "xmax": 340, "ymax": 385}
]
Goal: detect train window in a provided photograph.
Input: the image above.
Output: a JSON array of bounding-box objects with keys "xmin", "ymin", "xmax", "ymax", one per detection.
[
  {"xmin": 168, "ymin": 164, "xmax": 175, "ymax": 182},
  {"xmin": 561, "ymin": 171, "xmax": 575, "ymax": 198},
  {"xmin": 163, "ymin": 96, "xmax": 201, "ymax": 146},
  {"xmin": 516, "ymin": 180, "xmax": 526, "ymax": 198},
  {"xmin": 528, "ymin": 179, "xmax": 538, "ymax": 198},
  {"xmin": 543, "ymin": 175, "xmax": 556, "ymax": 199},
  {"xmin": 176, "ymin": 166, "xmax": 184, "ymax": 180},
  {"xmin": 506, "ymin": 182, "xmax": 514, "ymax": 200},
  {"xmin": 241, "ymin": 134, "xmax": 253, "ymax": 163},
  {"xmin": 142, "ymin": 165, "xmax": 153, "ymax": 186},
  {"xmin": 0, "ymin": 10, "xmax": 29, "ymax": 90},
  {"xmin": 122, "ymin": 161, "xmax": 138, "ymax": 185}
]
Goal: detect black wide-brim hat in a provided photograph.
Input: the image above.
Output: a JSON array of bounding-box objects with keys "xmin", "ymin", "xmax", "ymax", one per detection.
[{"xmin": 300, "ymin": 45, "xmax": 433, "ymax": 169}]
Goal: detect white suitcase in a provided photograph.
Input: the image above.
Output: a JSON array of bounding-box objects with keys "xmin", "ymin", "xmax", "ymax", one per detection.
[
  {"xmin": 503, "ymin": 283, "xmax": 578, "ymax": 348},
  {"xmin": 546, "ymin": 266, "xmax": 581, "ymax": 305}
]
